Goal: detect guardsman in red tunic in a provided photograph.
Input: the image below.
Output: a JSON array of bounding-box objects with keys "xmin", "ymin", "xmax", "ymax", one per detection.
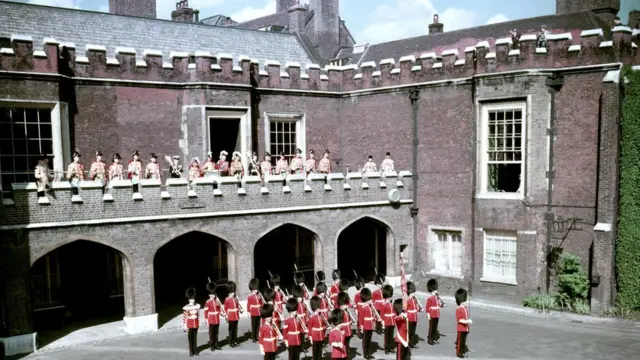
[
  {"xmin": 313, "ymin": 271, "xmax": 326, "ymax": 297},
  {"xmin": 108, "ymin": 153, "xmax": 124, "ymax": 182},
  {"xmin": 275, "ymin": 151, "xmax": 289, "ymax": 176},
  {"xmin": 215, "ymin": 150, "xmax": 229, "ymax": 176},
  {"xmin": 372, "ymin": 273, "xmax": 385, "ymax": 334},
  {"xmin": 292, "ymin": 284, "xmax": 309, "ymax": 346},
  {"xmin": 394, "ymin": 299, "xmax": 411, "ymax": 360},
  {"xmin": 336, "ymin": 279, "xmax": 355, "ymax": 313},
  {"xmin": 127, "ymin": 150, "xmax": 143, "ymax": 192},
  {"xmin": 202, "ymin": 151, "xmax": 216, "ymax": 173},
  {"xmin": 358, "ymin": 288, "xmax": 378, "ymax": 359},
  {"xmin": 204, "ymin": 282, "xmax": 224, "ymax": 352},
  {"xmin": 294, "ymin": 272, "xmax": 311, "ymax": 300},
  {"xmin": 329, "ymin": 270, "xmax": 341, "ymax": 308},
  {"xmin": 290, "ymin": 148, "xmax": 304, "ymax": 175},
  {"xmin": 426, "ymin": 278, "xmax": 441, "ymax": 345},
  {"xmin": 314, "ymin": 282, "xmax": 330, "ymax": 326},
  {"xmin": 260, "ymin": 152, "xmax": 273, "ymax": 179},
  {"xmin": 248, "ymin": 278, "xmax": 264, "ymax": 343},
  {"xmin": 305, "ymin": 149, "xmax": 316, "ymax": 175},
  {"xmin": 66, "ymin": 150, "xmax": 84, "ymax": 195},
  {"xmin": 455, "ymin": 288, "xmax": 471, "ymax": 358},
  {"xmin": 329, "ymin": 309, "xmax": 348, "ymax": 359},
  {"xmin": 223, "ymin": 281, "xmax": 242, "ymax": 347},
  {"xmin": 263, "ymin": 288, "xmax": 283, "ymax": 330},
  {"xmin": 89, "ymin": 150, "xmax": 107, "ymax": 189},
  {"xmin": 183, "ymin": 287, "xmax": 201, "ymax": 357},
  {"xmin": 270, "ymin": 274, "xmax": 287, "ymax": 328},
  {"xmin": 352, "ymin": 277, "xmax": 364, "ymax": 338},
  {"xmin": 406, "ymin": 281, "xmax": 422, "ymax": 349},
  {"xmin": 381, "ymin": 285, "xmax": 396, "ymax": 354},
  {"xmin": 317, "ymin": 149, "xmax": 331, "ymax": 174},
  {"xmin": 259, "ymin": 304, "xmax": 282, "ymax": 360},
  {"xmin": 283, "ymin": 298, "xmax": 303, "ymax": 360},
  {"xmin": 336, "ymin": 292, "xmax": 354, "ymax": 352},
  {"xmin": 306, "ymin": 296, "xmax": 326, "ymax": 360},
  {"xmin": 145, "ymin": 153, "xmax": 161, "ymax": 180}
]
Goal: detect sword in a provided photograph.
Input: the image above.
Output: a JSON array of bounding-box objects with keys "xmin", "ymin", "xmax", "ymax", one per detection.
[{"xmin": 353, "ymin": 269, "xmax": 358, "ymax": 278}]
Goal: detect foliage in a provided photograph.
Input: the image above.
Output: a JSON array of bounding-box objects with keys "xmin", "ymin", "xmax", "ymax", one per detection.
[
  {"xmin": 555, "ymin": 253, "xmax": 589, "ymax": 309},
  {"xmin": 522, "ymin": 294, "xmax": 557, "ymax": 311},
  {"xmin": 617, "ymin": 66, "xmax": 640, "ymax": 311},
  {"xmin": 600, "ymin": 305, "xmax": 640, "ymax": 320}
]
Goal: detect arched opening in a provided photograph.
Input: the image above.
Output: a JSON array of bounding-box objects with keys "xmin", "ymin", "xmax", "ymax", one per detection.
[
  {"xmin": 254, "ymin": 224, "xmax": 318, "ymax": 292},
  {"xmin": 153, "ymin": 231, "xmax": 233, "ymax": 325},
  {"xmin": 337, "ymin": 217, "xmax": 389, "ymax": 283},
  {"xmin": 29, "ymin": 240, "xmax": 130, "ymax": 347}
]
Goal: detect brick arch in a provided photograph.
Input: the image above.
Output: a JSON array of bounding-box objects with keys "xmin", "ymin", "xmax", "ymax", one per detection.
[
  {"xmin": 334, "ymin": 214, "xmax": 396, "ymax": 247},
  {"xmin": 31, "ymin": 235, "xmax": 134, "ymax": 267},
  {"xmin": 255, "ymin": 221, "xmax": 325, "ymax": 247},
  {"xmin": 149, "ymin": 228, "xmax": 237, "ymax": 265}
]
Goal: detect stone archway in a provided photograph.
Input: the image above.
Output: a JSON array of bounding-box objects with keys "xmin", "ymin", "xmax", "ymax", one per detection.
[
  {"xmin": 28, "ymin": 239, "xmax": 133, "ymax": 347},
  {"xmin": 336, "ymin": 216, "xmax": 393, "ymax": 282},
  {"xmin": 254, "ymin": 223, "xmax": 322, "ymax": 292}
]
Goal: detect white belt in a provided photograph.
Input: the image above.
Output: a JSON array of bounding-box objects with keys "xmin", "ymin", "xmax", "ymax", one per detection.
[
  {"xmin": 228, "ymin": 309, "xmax": 238, "ymax": 312},
  {"xmin": 186, "ymin": 316, "xmax": 198, "ymax": 319},
  {"xmin": 312, "ymin": 327, "xmax": 324, "ymax": 331},
  {"xmin": 430, "ymin": 307, "xmax": 440, "ymax": 310},
  {"xmin": 289, "ymin": 331, "xmax": 300, "ymax": 335},
  {"xmin": 364, "ymin": 317, "xmax": 374, "ymax": 320},
  {"xmin": 209, "ymin": 312, "xmax": 219, "ymax": 315},
  {"xmin": 264, "ymin": 338, "xmax": 276, "ymax": 341},
  {"xmin": 250, "ymin": 305, "xmax": 261, "ymax": 308},
  {"xmin": 384, "ymin": 314, "xmax": 394, "ymax": 317},
  {"xmin": 407, "ymin": 310, "xmax": 417, "ymax": 313}
]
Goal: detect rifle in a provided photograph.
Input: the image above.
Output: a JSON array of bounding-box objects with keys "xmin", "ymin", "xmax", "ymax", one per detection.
[{"xmin": 293, "ymin": 264, "xmax": 311, "ymax": 299}]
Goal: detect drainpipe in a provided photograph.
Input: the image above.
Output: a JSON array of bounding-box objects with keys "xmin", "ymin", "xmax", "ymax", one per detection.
[
  {"xmin": 545, "ymin": 74, "xmax": 564, "ymax": 293},
  {"xmin": 409, "ymin": 88, "xmax": 420, "ymax": 274}
]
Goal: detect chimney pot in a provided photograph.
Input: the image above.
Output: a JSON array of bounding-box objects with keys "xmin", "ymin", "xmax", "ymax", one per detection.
[{"xmin": 429, "ymin": 13, "xmax": 443, "ymax": 34}]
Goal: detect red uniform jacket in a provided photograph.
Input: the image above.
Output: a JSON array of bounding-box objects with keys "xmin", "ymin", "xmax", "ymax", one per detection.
[
  {"xmin": 223, "ymin": 296, "xmax": 240, "ymax": 322},
  {"xmin": 329, "ymin": 327, "xmax": 347, "ymax": 358},
  {"xmin": 259, "ymin": 322, "xmax": 279, "ymax": 353},
  {"xmin": 183, "ymin": 302, "xmax": 201, "ymax": 329},
  {"xmin": 426, "ymin": 294, "xmax": 440, "ymax": 319},
  {"xmin": 456, "ymin": 305, "xmax": 470, "ymax": 333},
  {"xmin": 372, "ymin": 288, "xmax": 384, "ymax": 312},
  {"xmin": 406, "ymin": 296, "xmax": 420, "ymax": 323},
  {"xmin": 302, "ymin": 285, "xmax": 311, "ymax": 299},
  {"xmin": 340, "ymin": 306, "xmax": 352, "ymax": 337},
  {"xmin": 329, "ymin": 282, "xmax": 340, "ymax": 305},
  {"xmin": 247, "ymin": 292, "xmax": 263, "ymax": 317},
  {"xmin": 381, "ymin": 300, "xmax": 395, "ymax": 327},
  {"xmin": 358, "ymin": 303, "xmax": 376, "ymax": 331},
  {"xmin": 319, "ymin": 296, "xmax": 330, "ymax": 321},
  {"xmin": 296, "ymin": 298, "xmax": 308, "ymax": 322},
  {"xmin": 283, "ymin": 316, "xmax": 302, "ymax": 346},
  {"xmin": 353, "ymin": 292, "xmax": 363, "ymax": 328},
  {"xmin": 395, "ymin": 313, "xmax": 409, "ymax": 347},
  {"xmin": 274, "ymin": 287, "xmax": 285, "ymax": 314},
  {"xmin": 204, "ymin": 296, "xmax": 222, "ymax": 325},
  {"xmin": 306, "ymin": 313, "xmax": 326, "ymax": 342}
]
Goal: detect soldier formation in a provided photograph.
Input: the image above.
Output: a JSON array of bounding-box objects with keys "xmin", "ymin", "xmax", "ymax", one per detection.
[
  {"xmin": 182, "ymin": 271, "xmax": 472, "ymax": 359},
  {"xmin": 32, "ymin": 149, "xmax": 396, "ymax": 197}
]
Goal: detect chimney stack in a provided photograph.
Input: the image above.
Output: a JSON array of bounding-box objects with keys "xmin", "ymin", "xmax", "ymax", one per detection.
[
  {"xmin": 171, "ymin": 0, "xmax": 196, "ymax": 22},
  {"xmin": 429, "ymin": 14, "xmax": 443, "ymax": 34},
  {"xmin": 629, "ymin": 10, "xmax": 639, "ymax": 29}
]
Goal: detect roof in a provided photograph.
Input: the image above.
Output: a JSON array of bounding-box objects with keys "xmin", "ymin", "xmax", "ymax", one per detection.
[
  {"xmin": 200, "ymin": 14, "xmax": 235, "ymax": 26},
  {"xmin": 354, "ymin": 11, "xmax": 611, "ymax": 66},
  {"xmin": 0, "ymin": 1, "xmax": 314, "ymax": 67},
  {"xmin": 234, "ymin": 11, "xmax": 290, "ymax": 30}
]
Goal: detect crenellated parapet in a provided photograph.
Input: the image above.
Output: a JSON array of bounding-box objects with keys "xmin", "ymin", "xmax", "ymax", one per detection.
[
  {"xmin": 0, "ymin": 27, "xmax": 636, "ymax": 91},
  {"xmin": 0, "ymin": 171, "xmax": 413, "ymax": 227}
]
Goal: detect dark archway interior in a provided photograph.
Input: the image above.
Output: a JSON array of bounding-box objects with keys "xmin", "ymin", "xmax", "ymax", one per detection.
[
  {"xmin": 153, "ymin": 232, "xmax": 229, "ymax": 313},
  {"xmin": 29, "ymin": 240, "xmax": 125, "ymax": 345},
  {"xmin": 254, "ymin": 224, "xmax": 315, "ymax": 292},
  {"xmin": 337, "ymin": 218, "xmax": 387, "ymax": 283}
]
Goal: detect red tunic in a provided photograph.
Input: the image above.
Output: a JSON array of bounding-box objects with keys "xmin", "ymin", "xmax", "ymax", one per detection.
[
  {"xmin": 319, "ymin": 296, "xmax": 330, "ymax": 321},
  {"xmin": 329, "ymin": 282, "xmax": 340, "ymax": 305},
  {"xmin": 247, "ymin": 292, "xmax": 263, "ymax": 317},
  {"xmin": 426, "ymin": 294, "xmax": 440, "ymax": 319},
  {"xmin": 395, "ymin": 313, "xmax": 409, "ymax": 346},
  {"xmin": 204, "ymin": 296, "xmax": 222, "ymax": 325},
  {"xmin": 259, "ymin": 322, "xmax": 279, "ymax": 353},
  {"xmin": 274, "ymin": 287, "xmax": 285, "ymax": 314},
  {"xmin": 283, "ymin": 316, "xmax": 302, "ymax": 346},
  {"xmin": 223, "ymin": 296, "xmax": 240, "ymax": 322},
  {"xmin": 456, "ymin": 305, "xmax": 470, "ymax": 332},
  {"xmin": 406, "ymin": 296, "xmax": 420, "ymax": 323},
  {"xmin": 301, "ymin": 285, "xmax": 311, "ymax": 300},
  {"xmin": 381, "ymin": 300, "xmax": 395, "ymax": 327},
  {"xmin": 372, "ymin": 288, "xmax": 384, "ymax": 312},
  {"xmin": 358, "ymin": 303, "xmax": 376, "ymax": 331},
  {"xmin": 183, "ymin": 302, "xmax": 201, "ymax": 329},
  {"xmin": 329, "ymin": 327, "xmax": 347, "ymax": 358},
  {"xmin": 296, "ymin": 299, "xmax": 308, "ymax": 323},
  {"xmin": 340, "ymin": 306, "xmax": 352, "ymax": 338},
  {"xmin": 354, "ymin": 292, "xmax": 363, "ymax": 328},
  {"xmin": 306, "ymin": 313, "xmax": 326, "ymax": 343}
]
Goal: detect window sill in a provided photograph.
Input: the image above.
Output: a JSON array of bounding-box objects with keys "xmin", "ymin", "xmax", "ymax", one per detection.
[
  {"xmin": 476, "ymin": 192, "xmax": 524, "ymax": 200},
  {"xmin": 426, "ymin": 271, "xmax": 464, "ymax": 280},
  {"xmin": 480, "ymin": 277, "xmax": 517, "ymax": 286}
]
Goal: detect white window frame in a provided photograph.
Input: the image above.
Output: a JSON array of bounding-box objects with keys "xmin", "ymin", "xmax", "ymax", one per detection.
[
  {"xmin": 478, "ymin": 102, "xmax": 526, "ymax": 200},
  {"xmin": 427, "ymin": 226, "xmax": 464, "ymax": 278},
  {"xmin": 481, "ymin": 230, "xmax": 517, "ymax": 285},
  {"xmin": 0, "ymin": 101, "xmax": 70, "ymax": 201},
  {"xmin": 264, "ymin": 112, "xmax": 306, "ymax": 164}
]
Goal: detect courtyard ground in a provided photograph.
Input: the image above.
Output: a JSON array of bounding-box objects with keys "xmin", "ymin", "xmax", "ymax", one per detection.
[{"xmin": 13, "ymin": 291, "xmax": 640, "ymax": 360}]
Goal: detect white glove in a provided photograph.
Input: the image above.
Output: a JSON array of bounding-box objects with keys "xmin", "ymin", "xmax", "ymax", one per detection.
[{"xmin": 467, "ymin": 319, "xmax": 473, "ymax": 324}]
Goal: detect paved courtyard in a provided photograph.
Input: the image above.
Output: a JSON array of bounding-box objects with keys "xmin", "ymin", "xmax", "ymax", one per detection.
[{"xmin": 17, "ymin": 294, "xmax": 640, "ymax": 360}]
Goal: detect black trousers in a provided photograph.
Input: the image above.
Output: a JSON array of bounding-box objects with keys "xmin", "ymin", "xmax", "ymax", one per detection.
[
  {"xmin": 384, "ymin": 326, "xmax": 395, "ymax": 350},
  {"xmin": 362, "ymin": 330, "xmax": 373, "ymax": 356},
  {"xmin": 456, "ymin": 331, "xmax": 468, "ymax": 357},
  {"xmin": 396, "ymin": 343, "xmax": 410, "ymax": 360},
  {"xmin": 288, "ymin": 345, "xmax": 301, "ymax": 360},
  {"xmin": 428, "ymin": 318, "xmax": 440, "ymax": 344},
  {"xmin": 228, "ymin": 320, "xmax": 239, "ymax": 345},
  {"xmin": 187, "ymin": 328, "xmax": 198, "ymax": 355},
  {"xmin": 345, "ymin": 335, "xmax": 352, "ymax": 349},
  {"xmin": 251, "ymin": 316, "xmax": 261, "ymax": 342},
  {"xmin": 409, "ymin": 321, "xmax": 417, "ymax": 346},
  {"xmin": 208, "ymin": 324, "xmax": 219, "ymax": 349},
  {"xmin": 312, "ymin": 341, "xmax": 323, "ymax": 360},
  {"xmin": 264, "ymin": 352, "xmax": 276, "ymax": 360}
]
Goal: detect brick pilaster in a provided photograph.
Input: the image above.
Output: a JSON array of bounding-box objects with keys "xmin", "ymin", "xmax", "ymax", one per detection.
[{"xmin": 0, "ymin": 230, "xmax": 32, "ymax": 336}]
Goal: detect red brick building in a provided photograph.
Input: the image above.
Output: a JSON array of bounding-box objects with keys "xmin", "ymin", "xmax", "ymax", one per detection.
[{"xmin": 0, "ymin": 0, "xmax": 638, "ymax": 356}]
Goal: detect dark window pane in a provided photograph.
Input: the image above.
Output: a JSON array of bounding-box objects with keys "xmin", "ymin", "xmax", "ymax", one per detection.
[
  {"xmin": 514, "ymin": 110, "xmax": 522, "ymax": 119},
  {"xmin": 276, "ymin": 122, "xmax": 282, "ymax": 131},
  {"xmin": 0, "ymin": 138, "xmax": 13, "ymax": 155},
  {"xmin": 270, "ymin": 121, "xmax": 276, "ymax": 132},
  {"xmin": 290, "ymin": 133, "xmax": 296, "ymax": 143},
  {"xmin": 12, "ymin": 123, "xmax": 26, "ymax": 139},
  {"xmin": 0, "ymin": 108, "xmax": 10, "ymax": 123},
  {"xmin": 25, "ymin": 109, "xmax": 38, "ymax": 123},
  {"xmin": 14, "ymin": 156, "xmax": 29, "ymax": 172},
  {"xmin": 14, "ymin": 140, "xmax": 27, "ymax": 155},
  {"xmin": 40, "ymin": 140, "xmax": 53, "ymax": 155},
  {"xmin": 39, "ymin": 124, "xmax": 52, "ymax": 139},
  {"xmin": 497, "ymin": 111, "xmax": 504, "ymax": 121},
  {"xmin": 28, "ymin": 140, "xmax": 41, "ymax": 155},
  {"xmin": 277, "ymin": 133, "xmax": 283, "ymax": 143},
  {"xmin": 15, "ymin": 173, "xmax": 30, "ymax": 183},
  {"xmin": 283, "ymin": 133, "xmax": 290, "ymax": 144},
  {"xmin": 290, "ymin": 123, "xmax": 296, "ymax": 132},
  {"xmin": 11, "ymin": 109, "xmax": 25, "ymax": 123},
  {"xmin": 489, "ymin": 111, "xmax": 496, "ymax": 121},
  {"xmin": 1, "ymin": 174, "xmax": 15, "ymax": 188},
  {"xmin": 0, "ymin": 123, "xmax": 11, "ymax": 138},
  {"xmin": 0, "ymin": 156, "xmax": 14, "ymax": 172},
  {"xmin": 27, "ymin": 156, "xmax": 40, "ymax": 171},
  {"xmin": 505, "ymin": 111, "xmax": 513, "ymax": 120},
  {"xmin": 38, "ymin": 109, "xmax": 51, "ymax": 123},
  {"xmin": 26, "ymin": 123, "xmax": 40, "ymax": 138}
]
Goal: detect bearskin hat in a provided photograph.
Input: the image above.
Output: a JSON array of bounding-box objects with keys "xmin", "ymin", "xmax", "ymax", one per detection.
[
  {"xmin": 368, "ymin": 155, "xmax": 373, "ymax": 160},
  {"xmin": 331, "ymin": 269, "xmax": 341, "ymax": 281},
  {"xmin": 354, "ymin": 277, "xmax": 364, "ymax": 290},
  {"xmin": 149, "ymin": 153, "xmax": 157, "ymax": 159},
  {"xmin": 95, "ymin": 151, "xmax": 103, "ymax": 157},
  {"xmin": 294, "ymin": 272, "xmax": 305, "ymax": 284},
  {"xmin": 112, "ymin": 153, "xmax": 121, "ymax": 161},
  {"xmin": 206, "ymin": 282, "xmax": 217, "ymax": 294},
  {"xmin": 374, "ymin": 273, "xmax": 386, "ymax": 285},
  {"xmin": 261, "ymin": 303, "xmax": 274, "ymax": 319},
  {"xmin": 226, "ymin": 281, "xmax": 237, "ymax": 294},
  {"xmin": 72, "ymin": 150, "xmax": 81, "ymax": 158},
  {"xmin": 324, "ymin": 149, "xmax": 330, "ymax": 155},
  {"xmin": 316, "ymin": 271, "xmax": 326, "ymax": 282},
  {"xmin": 286, "ymin": 298, "xmax": 298, "ymax": 313},
  {"xmin": 337, "ymin": 291, "xmax": 348, "ymax": 306},
  {"xmin": 249, "ymin": 278, "xmax": 259, "ymax": 291},
  {"xmin": 455, "ymin": 288, "xmax": 468, "ymax": 306},
  {"xmin": 309, "ymin": 296, "xmax": 320, "ymax": 311},
  {"xmin": 309, "ymin": 149, "xmax": 314, "ymax": 155},
  {"xmin": 264, "ymin": 288, "xmax": 275, "ymax": 302},
  {"xmin": 427, "ymin": 278, "xmax": 439, "ymax": 293},
  {"xmin": 279, "ymin": 151, "xmax": 285, "ymax": 157},
  {"xmin": 132, "ymin": 150, "xmax": 139, "ymax": 157},
  {"xmin": 315, "ymin": 282, "xmax": 327, "ymax": 294},
  {"xmin": 360, "ymin": 287, "xmax": 372, "ymax": 302},
  {"xmin": 270, "ymin": 274, "xmax": 281, "ymax": 286},
  {"xmin": 393, "ymin": 298, "xmax": 404, "ymax": 315},
  {"xmin": 382, "ymin": 284, "xmax": 394, "ymax": 299},
  {"xmin": 407, "ymin": 281, "xmax": 416, "ymax": 295},
  {"xmin": 296, "ymin": 148, "xmax": 302, "ymax": 154},
  {"xmin": 339, "ymin": 279, "xmax": 350, "ymax": 292},
  {"xmin": 185, "ymin": 287, "xmax": 196, "ymax": 300},
  {"xmin": 292, "ymin": 284, "xmax": 304, "ymax": 299},
  {"xmin": 386, "ymin": 152, "xmax": 391, "ymax": 156},
  {"xmin": 330, "ymin": 308, "xmax": 344, "ymax": 325}
]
